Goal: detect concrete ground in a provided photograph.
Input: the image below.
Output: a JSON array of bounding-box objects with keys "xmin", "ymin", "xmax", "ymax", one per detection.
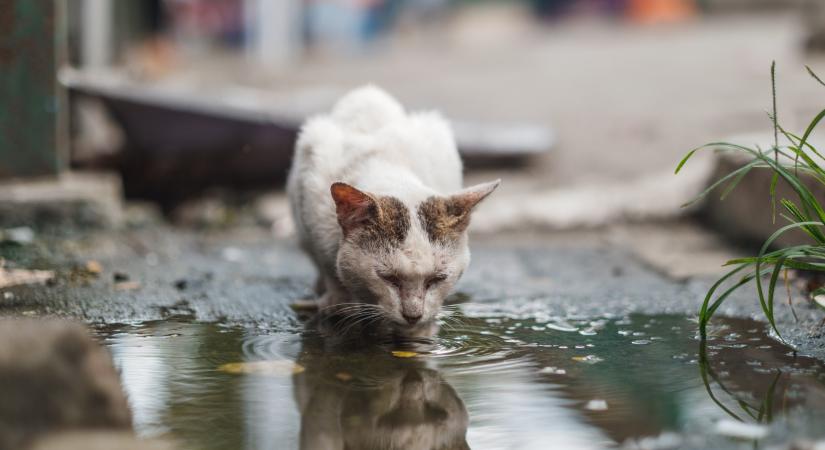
[{"xmin": 2, "ymin": 219, "xmax": 823, "ymax": 360}]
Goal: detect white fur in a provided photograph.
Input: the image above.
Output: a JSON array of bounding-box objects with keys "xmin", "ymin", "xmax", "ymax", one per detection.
[{"xmin": 287, "ymin": 86, "xmax": 491, "ymax": 333}]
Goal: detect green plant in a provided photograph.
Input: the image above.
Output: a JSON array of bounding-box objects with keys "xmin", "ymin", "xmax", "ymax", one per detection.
[{"xmin": 677, "ymin": 63, "xmax": 825, "ymax": 339}]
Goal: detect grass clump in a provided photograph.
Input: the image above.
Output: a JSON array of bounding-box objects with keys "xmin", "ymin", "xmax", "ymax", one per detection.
[{"xmin": 677, "ymin": 62, "xmax": 825, "ymax": 339}]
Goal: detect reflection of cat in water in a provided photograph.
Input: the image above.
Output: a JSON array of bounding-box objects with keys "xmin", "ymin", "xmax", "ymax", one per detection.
[{"xmin": 292, "ymin": 333, "xmax": 469, "ymax": 450}]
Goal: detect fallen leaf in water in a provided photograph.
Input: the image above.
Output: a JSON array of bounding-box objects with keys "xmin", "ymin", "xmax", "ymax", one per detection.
[
  {"xmin": 572, "ymin": 355, "xmax": 604, "ymax": 364},
  {"xmin": 391, "ymin": 351, "xmax": 418, "ymax": 358},
  {"xmin": 115, "ymin": 281, "xmax": 141, "ymax": 291},
  {"xmin": 335, "ymin": 372, "xmax": 353, "ymax": 381},
  {"xmin": 85, "ymin": 260, "xmax": 103, "ymax": 275},
  {"xmin": 0, "ymin": 267, "xmax": 55, "ymax": 289},
  {"xmin": 218, "ymin": 360, "xmax": 305, "ymax": 376}
]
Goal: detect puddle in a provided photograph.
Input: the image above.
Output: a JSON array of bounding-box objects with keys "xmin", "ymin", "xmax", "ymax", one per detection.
[{"xmin": 95, "ymin": 313, "xmax": 825, "ymax": 450}]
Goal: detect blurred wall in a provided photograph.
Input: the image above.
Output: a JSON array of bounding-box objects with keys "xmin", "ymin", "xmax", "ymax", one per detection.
[{"xmin": 0, "ymin": 0, "xmax": 68, "ymax": 178}]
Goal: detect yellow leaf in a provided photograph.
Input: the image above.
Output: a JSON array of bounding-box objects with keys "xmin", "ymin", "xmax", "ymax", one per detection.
[
  {"xmin": 335, "ymin": 372, "xmax": 353, "ymax": 381},
  {"xmin": 391, "ymin": 351, "xmax": 418, "ymax": 358},
  {"xmin": 114, "ymin": 281, "xmax": 141, "ymax": 291},
  {"xmin": 85, "ymin": 260, "xmax": 103, "ymax": 275},
  {"xmin": 572, "ymin": 355, "xmax": 603, "ymax": 364},
  {"xmin": 218, "ymin": 360, "xmax": 305, "ymax": 376}
]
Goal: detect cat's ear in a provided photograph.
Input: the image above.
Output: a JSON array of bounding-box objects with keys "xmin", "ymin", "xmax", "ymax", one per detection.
[
  {"xmin": 330, "ymin": 182, "xmax": 377, "ymax": 235},
  {"xmin": 422, "ymin": 180, "xmax": 500, "ymax": 238},
  {"xmin": 449, "ymin": 179, "xmax": 500, "ymax": 214}
]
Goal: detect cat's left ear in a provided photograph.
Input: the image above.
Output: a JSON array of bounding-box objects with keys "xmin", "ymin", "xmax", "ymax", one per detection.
[
  {"xmin": 449, "ymin": 179, "xmax": 500, "ymax": 213},
  {"xmin": 330, "ymin": 182, "xmax": 377, "ymax": 236}
]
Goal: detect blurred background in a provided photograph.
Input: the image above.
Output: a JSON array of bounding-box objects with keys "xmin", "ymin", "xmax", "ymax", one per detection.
[
  {"xmin": 3, "ymin": 0, "xmax": 825, "ymax": 233},
  {"xmin": 6, "ymin": 4, "xmax": 825, "ymax": 449}
]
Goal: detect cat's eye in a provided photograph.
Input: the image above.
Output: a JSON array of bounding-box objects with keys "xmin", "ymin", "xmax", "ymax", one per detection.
[
  {"xmin": 379, "ymin": 273, "xmax": 403, "ymax": 289},
  {"xmin": 425, "ymin": 274, "xmax": 448, "ymax": 289}
]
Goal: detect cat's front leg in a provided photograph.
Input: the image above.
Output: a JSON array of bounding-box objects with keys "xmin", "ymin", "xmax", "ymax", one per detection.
[{"xmin": 291, "ymin": 275, "xmax": 346, "ymax": 313}]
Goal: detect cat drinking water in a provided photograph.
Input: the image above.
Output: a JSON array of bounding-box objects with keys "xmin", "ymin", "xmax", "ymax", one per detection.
[{"xmin": 288, "ymin": 86, "xmax": 499, "ymax": 338}]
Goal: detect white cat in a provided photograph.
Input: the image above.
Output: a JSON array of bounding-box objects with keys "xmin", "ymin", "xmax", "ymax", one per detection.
[{"xmin": 287, "ymin": 86, "xmax": 499, "ymax": 337}]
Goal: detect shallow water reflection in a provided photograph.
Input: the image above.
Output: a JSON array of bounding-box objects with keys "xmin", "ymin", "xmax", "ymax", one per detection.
[{"xmin": 97, "ymin": 313, "xmax": 825, "ymax": 450}]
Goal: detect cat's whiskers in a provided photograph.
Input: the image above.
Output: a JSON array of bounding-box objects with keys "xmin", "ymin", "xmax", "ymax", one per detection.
[
  {"xmin": 436, "ymin": 307, "xmax": 466, "ymax": 330},
  {"xmin": 319, "ymin": 302, "xmax": 388, "ymax": 336},
  {"xmin": 320, "ymin": 302, "xmax": 383, "ymax": 314},
  {"xmin": 338, "ymin": 310, "xmax": 386, "ymax": 336}
]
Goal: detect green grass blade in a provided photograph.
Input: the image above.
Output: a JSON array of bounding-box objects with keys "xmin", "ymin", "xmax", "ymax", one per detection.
[
  {"xmin": 781, "ymin": 199, "xmax": 825, "ymax": 243},
  {"xmin": 777, "ymin": 126, "xmax": 825, "ymax": 165},
  {"xmin": 807, "ymin": 65, "xmax": 825, "ymax": 88},
  {"xmin": 771, "ymin": 61, "xmax": 779, "ymax": 153},
  {"xmin": 770, "ymin": 172, "xmax": 778, "ymax": 223},
  {"xmin": 754, "ymin": 221, "xmax": 822, "ymax": 338},
  {"xmin": 699, "ymin": 264, "xmax": 749, "ymax": 338},
  {"xmin": 767, "ymin": 255, "xmax": 787, "ymax": 321},
  {"xmin": 720, "ymin": 164, "xmax": 755, "ymax": 201},
  {"xmin": 796, "ymin": 108, "xmax": 825, "ymax": 159},
  {"xmin": 682, "ymin": 160, "xmax": 760, "ymax": 207}
]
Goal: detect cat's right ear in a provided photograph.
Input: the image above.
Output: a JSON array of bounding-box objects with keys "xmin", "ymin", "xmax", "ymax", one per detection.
[{"xmin": 330, "ymin": 182, "xmax": 377, "ymax": 236}]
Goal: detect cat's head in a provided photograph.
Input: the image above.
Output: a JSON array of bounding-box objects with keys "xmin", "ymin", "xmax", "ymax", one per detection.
[{"xmin": 331, "ymin": 180, "xmax": 499, "ymax": 333}]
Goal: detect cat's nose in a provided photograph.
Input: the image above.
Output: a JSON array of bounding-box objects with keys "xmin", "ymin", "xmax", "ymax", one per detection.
[{"xmin": 402, "ymin": 313, "xmax": 421, "ymax": 325}]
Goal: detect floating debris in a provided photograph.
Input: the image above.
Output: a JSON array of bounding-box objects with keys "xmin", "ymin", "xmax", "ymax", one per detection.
[
  {"xmin": 113, "ymin": 272, "xmax": 130, "ymax": 282},
  {"xmin": 85, "ymin": 260, "xmax": 103, "ymax": 275},
  {"xmin": 1, "ymin": 227, "xmax": 35, "ymax": 244},
  {"xmin": 391, "ymin": 350, "xmax": 419, "ymax": 358},
  {"xmin": 114, "ymin": 281, "xmax": 141, "ymax": 291},
  {"xmin": 585, "ymin": 399, "xmax": 608, "ymax": 411},
  {"xmin": 546, "ymin": 321, "xmax": 578, "ymax": 332},
  {"xmin": 572, "ymin": 355, "xmax": 604, "ymax": 364},
  {"xmin": 218, "ymin": 360, "xmax": 305, "ymax": 376},
  {"xmin": 0, "ymin": 267, "xmax": 54, "ymax": 289},
  {"xmin": 539, "ymin": 366, "xmax": 566, "ymax": 375},
  {"xmin": 289, "ymin": 299, "xmax": 319, "ymax": 311},
  {"xmin": 335, "ymin": 372, "xmax": 353, "ymax": 381},
  {"xmin": 714, "ymin": 419, "xmax": 768, "ymax": 440},
  {"xmin": 621, "ymin": 432, "xmax": 682, "ymax": 450}
]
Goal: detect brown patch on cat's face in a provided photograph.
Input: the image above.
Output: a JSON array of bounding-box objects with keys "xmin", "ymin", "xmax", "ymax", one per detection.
[
  {"xmin": 416, "ymin": 197, "xmax": 471, "ymax": 244},
  {"xmin": 417, "ymin": 180, "xmax": 501, "ymax": 244},
  {"xmin": 353, "ymin": 196, "xmax": 411, "ymax": 249},
  {"xmin": 331, "ymin": 183, "xmax": 410, "ymax": 249}
]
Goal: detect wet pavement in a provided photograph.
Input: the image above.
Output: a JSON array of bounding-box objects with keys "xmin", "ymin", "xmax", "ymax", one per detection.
[
  {"xmin": 2, "ymin": 223, "xmax": 823, "ymax": 356},
  {"xmin": 3, "ymin": 222, "xmax": 825, "ymax": 449}
]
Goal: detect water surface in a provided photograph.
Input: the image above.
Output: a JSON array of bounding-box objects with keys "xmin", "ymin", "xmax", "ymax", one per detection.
[{"xmin": 96, "ymin": 312, "xmax": 825, "ymax": 450}]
